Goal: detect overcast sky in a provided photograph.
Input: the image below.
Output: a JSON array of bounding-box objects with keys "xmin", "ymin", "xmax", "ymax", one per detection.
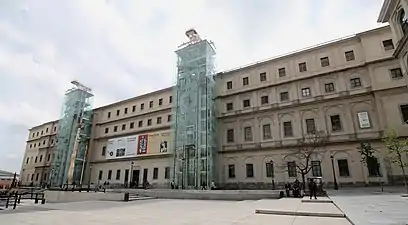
[{"xmin": 0, "ymin": 0, "xmax": 385, "ymax": 172}]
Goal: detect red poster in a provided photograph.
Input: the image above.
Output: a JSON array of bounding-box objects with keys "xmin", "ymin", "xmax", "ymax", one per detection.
[{"xmin": 137, "ymin": 134, "xmax": 148, "ymax": 154}]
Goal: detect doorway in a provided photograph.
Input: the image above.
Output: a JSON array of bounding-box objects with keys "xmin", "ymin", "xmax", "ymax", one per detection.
[
  {"xmin": 143, "ymin": 168, "xmax": 148, "ymax": 186},
  {"xmin": 132, "ymin": 170, "xmax": 140, "ymax": 188}
]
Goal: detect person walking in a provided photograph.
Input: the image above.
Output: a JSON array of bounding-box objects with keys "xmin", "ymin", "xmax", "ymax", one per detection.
[{"xmin": 308, "ymin": 179, "xmax": 317, "ymax": 200}]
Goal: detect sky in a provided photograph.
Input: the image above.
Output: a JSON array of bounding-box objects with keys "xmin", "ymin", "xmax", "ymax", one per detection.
[{"xmin": 0, "ymin": 0, "xmax": 386, "ymax": 172}]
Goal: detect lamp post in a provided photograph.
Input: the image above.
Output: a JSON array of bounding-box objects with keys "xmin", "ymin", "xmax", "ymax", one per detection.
[
  {"xmin": 130, "ymin": 162, "xmax": 134, "ymax": 188},
  {"xmin": 269, "ymin": 160, "xmax": 275, "ymax": 190},
  {"xmin": 87, "ymin": 165, "xmax": 92, "ymax": 192},
  {"xmin": 330, "ymin": 155, "xmax": 339, "ymax": 190}
]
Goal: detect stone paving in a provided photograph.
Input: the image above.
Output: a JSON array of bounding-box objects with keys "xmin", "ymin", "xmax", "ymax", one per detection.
[{"xmin": 0, "ymin": 198, "xmax": 352, "ymax": 225}]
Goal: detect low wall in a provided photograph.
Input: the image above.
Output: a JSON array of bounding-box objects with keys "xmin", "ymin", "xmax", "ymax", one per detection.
[{"xmin": 44, "ymin": 190, "xmax": 124, "ymax": 203}]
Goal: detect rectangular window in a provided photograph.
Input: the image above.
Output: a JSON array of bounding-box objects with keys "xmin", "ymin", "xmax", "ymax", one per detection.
[
  {"xmin": 330, "ymin": 115, "xmax": 342, "ymax": 132},
  {"xmin": 226, "ymin": 102, "xmax": 233, "ymax": 111},
  {"xmin": 263, "ymin": 124, "xmax": 272, "ymax": 140},
  {"xmin": 124, "ymin": 107, "xmax": 128, "ymax": 114},
  {"xmin": 311, "ymin": 161, "xmax": 322, "ymax": 176},
  {"xmin": 149, "ymin": 101, "xmax": 153, "ymax": 108},
  {"xmin": 283, "ymin": 121, "xmax": 293, "ymax": 137},
  {"xmin": 147, "ymin": 119, "xmax": 152, "ymax": 126},
  {"xmin": 98, "ymin": 171, "xmax": 103, "ymax": 180},
  {"xmin": 113, "ymin": 126, "xmax": 118, "ymax": 132},
  {"xmin": 116, "ymin": 169, "xmax": 121, "ymax": 180},
  {"xmin": 47, "ymin": 154, "xmax": 51, "ymax": 162},
  {"xmin": 299, "ymin": 62, "xmax": 307, "ymax": 72},
  {"xmin": 337, "ymin": 159, "xmax": 350, "ymax": 177},
  {"xmin": 301, "ymin": 87, "xmax": 311, "ymax": 97},
  {"xmin": 107, "ymin": 170, "xmax": 112, "ymax": 180},
  {"xmin": 153, "ymin": 168, "xmax": 158, "ymax": 180},
  {"xmin": 26, "ymin": 157, "xmax": 29, "ymax": 164},
  {"xmin": 287, "ymin": 162, "xmax": 297, "ymax": 177},
  {"xmin": 320, "ymin": 57, "xmax": 330, "ymax": 67},
  {"xmin": 122, "ymin": 124, "xmax": 126, "ymax": 130},
  {"xmin": 141, "ymin": 103, "xmax": 144, "ymax": 110},
  {"xmin": 102, "ymin": 146, "xmax": 106, "ymax": 156},
  {"xmin": 280, "ymin": 92, "xmax": 289, "ymax": 101},
  {"xmin": 243, "ymin": 99, "xmax": 251, "ymax": 108},
  {"xmin": 157, "ymin": 117, "xmax": 162, "ymax": 124},
  {"xmin": 130, "ymin": 122, "xmax": 134, "ymax": 129},
  {"xmin": 367, "ymin": 157, "xmax": 381, "ymax": 177},
  {"xmin": 31, "ymin": 174, "xmax": 34, "ymax": 181},
  {"xmin": 345, "ymin": 50, "xmax": 355, "ymax": 61},
  {"xmin": 260, "ymin": 72, "xmax": 267, "ymax": 81},
  {"xmin": 159, "ymin": 98, "xmax": 163, "ymax": 106},
  {"xmin": 35, "ymin": 156, "xmax": 37, "ymax": 163},
  {"xmin": 305, "ymin": 118, "xmax": 316, "ymax": 134},
  {"xmin": 243, "ymin": 77, "xmax": 249, "ymax": 86},
  {"xmin": 169, "ymin": 96, "xmax": 172, "ymax": 104},
  {"xmin": 35, "ymin": 173, "xmax": 39, "ymax": 181},
  {"xmin": 244, "ymin": 126, "xmax": 252, "ymax": 141},
  {"xmin": 382, "ymin": 39, "xmax": 394, "ymax": 51},
  {"xmin": 390, "ymin": 68, "xmax": 403, "ymax": 79},
  {"xmin": 227, "ymin": 81, "xmax": 232, "ymax": 89},
  {"xmin": 350, "ymin": 77, "xmax": 361, "ymax": 88},
  {"xmin": 165, "ymin": 167, "xmax": 170, "ymax": 179},
  {"xmin": 246, "ymin": 164, "xmax": 254, "ymax": 178},
  {"xmin": 227, "ymin": 129, "xmax": 234, "ymax": 143},
  {"xmin": 228, "ymin": 165, "xmax": 236, "ymax": 178},
  {"xmin": 400, "ymin": 104, "xmax": 408, "ymax": 124},
  {"xmin": 325, "ymin": 83, "xmax": 335, "ymax": 92},
  {"xmin": 261, "ymin": 96, "xmax": 269, "ymax": 104},
  {"xmin": 116, "ymin": 110, "xmax": 120, "ymax": 116},
  {"xmin": 167, "ymin": 115, "xmax": 172, "ymax": 122},
  {"xmin": 138, "ymin": 120, "xmax": 143, "ymax": 127},
  {"xmin": 266, "ymin": 162, "xmax": 274, "ymax": 178},
  {"xmin": 278, "ymin": 68, "xmax": 286, "ymax": 77},
  {"xmin": 132, "ymin": 105, "xmax": 136, "ymax": 112}
]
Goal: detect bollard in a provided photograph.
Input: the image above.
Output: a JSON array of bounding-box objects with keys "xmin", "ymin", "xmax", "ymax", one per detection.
[
  {"xmin": 35, "ymin": 193, "xmax": 38, "ymax": 204},
  {"xmin": 124, "ymin": 192, "xmax": 129, "ymax": 202},
  {"xmin": 13, "ymin": 193, "xmax": 17, "ymax": 209},
  {"xmin": 41, "ymin": 199, "xmax": 45, "ymax": 204}
]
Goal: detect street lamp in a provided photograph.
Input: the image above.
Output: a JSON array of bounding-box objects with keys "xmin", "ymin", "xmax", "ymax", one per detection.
[
  {"xmin": 269, "ymin": 160, "xmax": 275, "ymax": 190},
  {"xmin": 87, "ymin": 165, "xmax": 92, "ymax": 192},
  {"xmin": 130, "ymin": 162, "xmax": 134, "ymax": 188},
  {"xmin": 330, "ymin": 155, "xmax": 339, "ymax": 190}
]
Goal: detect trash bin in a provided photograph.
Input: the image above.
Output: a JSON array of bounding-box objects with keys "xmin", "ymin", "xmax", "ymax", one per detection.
[{"xmin": 124, "ymin": 192, "xmax": 129, "ymax": 202}]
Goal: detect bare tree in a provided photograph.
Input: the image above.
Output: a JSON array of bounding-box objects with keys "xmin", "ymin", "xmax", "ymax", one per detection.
[{"xmin": 283, "ymin": 131, "xmax": 328, "ymax": 187}]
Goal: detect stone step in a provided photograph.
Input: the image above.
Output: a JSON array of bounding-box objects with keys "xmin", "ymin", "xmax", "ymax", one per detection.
[{"xmin": 128, "ymin": 196, "xmax": 155, "ymax": 201}]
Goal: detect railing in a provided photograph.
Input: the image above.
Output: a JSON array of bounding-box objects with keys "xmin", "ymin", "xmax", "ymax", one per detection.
[{"xmin": 0, "ymin": 189, "xmax": 45, "ymax": 210}]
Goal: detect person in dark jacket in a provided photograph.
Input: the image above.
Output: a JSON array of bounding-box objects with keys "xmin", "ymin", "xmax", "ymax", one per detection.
[
  {"xmin": 308, "ymin": 179, "xmax": 317, "ymax": 200},
  {"xmin": 285, "ymin": 182, "xmax": 291, "ymax": 197}
]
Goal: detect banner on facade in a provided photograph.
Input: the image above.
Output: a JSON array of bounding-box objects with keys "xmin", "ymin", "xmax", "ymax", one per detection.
[
  {"xmin": 106, "ymin": 135, "xmax": 138, "ymax": 160},
  {"xmin": 137, "ymin": 134, "xmax": 149, "ymax": 155},
  {"xmin": 357, "ymin": 111, "xmax": 371, "ymax": 128}
]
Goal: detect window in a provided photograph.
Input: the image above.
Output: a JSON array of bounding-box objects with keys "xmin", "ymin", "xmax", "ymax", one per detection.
[
  {"xmin": 390, "ymin": 68, "xmax": 403, "ymax": 79},
  {"xmin": 35, "ymin": 173, "xmax": 39, "ymax": 181},
  {"xmin": 261, "ymin": 96, "xmax": 269, "ymax": 104},
  {"xmin": 31, "ymin": 174, "xmax": 34, "ymax": 181},
  {"xmin": 108, "ymin": 170, "xmax": 112, "ymax": 180},
  {"xmin": 283, "ymin": 121, "xmax": 293, "ymax": 137},
  {"xmin": 345, "ymin": 50, "xmax": 355, "ymax": 61},
  {"xmin": 46, "ymin": 128, "xmax": 48, "ymax": 132},
  {"xmin": 141, "ymin": 103, "xmax": 144, "ymax": 110},
  {"xmin": 367, "ymin": 157, "xmax": 381, "ymax": 177},
  {"xmin": 165, "ymin": 167, "xmax": 170, "ymax": 179},
  {"xmin": 51, "ymin": 139, "xmax": 54, "ymax": 144},
  {"xmin": 153, "ymin": 168, "xmax": 158, "ymax": 180},
  {"xmin": 280, "ymin": 92, "xmax": 289, "ymax": 101},
  {"xmin": 278, "ymin": 68, "xmax": 286, "ymax": 77},
  {"xmin": 260, "ymin": 72, "xmax": 267, "ymax": 81},
  {"xmin": 132, "ymin": 105, "xmax": 136, "ymax": 112},
  {"xmin": 287, "ymin": 162, "xmax": 297, "ymax": 177},
  {"xmin": 400, "ymin": 105, "xmax": 408, "ymax": 123},
  {"xmin": 337, "ymin": 159, "xmax": 350, "ymax": 177},
  {"xmin": 147, "ymin": 119, "xmax": 152, "ymax": 126},
  {"xmin": 320, "ymin": 57, "xmax": 330, "ymax": 67},
  {"xmin": 43, "ymin": 140, "xmax": 46, "ymax": 145},
  {"xmin": 301, "ymin": 87, "xmax": 311, "ymax": 97},
  {"xmin": 102, "ymin": 146, "xmax": 106, "ymax": 156},
  {"xmin": 149, "ymin": 101, "xmax": 153, "ymax": 108},
  {"xmin": 242, "ymin": 77, "xmax": 249, "ymax": 86},
  {"xmin": 130, "ymin": 122, "xmax": 134, "ymax": 129},
  {"xmin": 159, "ymin": 98, "xmax": 163, "ymax": 106},
  {"xmin": 305, "ymin": 118, "xmax": 316, "ymax": 134},
  {"xmin": 38, "ymin": 142, "xmax": 41, "ymax": 147},
  {"xmin": 246, "ymin": 164, "xmax": 254, "ymax": 178},
  {"xmin": 311, "ymin": 161, "xmax": 322, "ymax": 176},
  {"xmin": 35, "ymin": 156, "xmax": 37, "ymax": 163},
  {"xmin": 399, "ymin": 9, "xmax": 408, "ymax": 34},
  {"xmin": 34, "ymin": 143, "xmax": 36, "ymax": 147},
  {"xmin": 98, "ymin": 171, "xmax": 103, "ymax": 180},
  {"xmin": 122, "ymin": 124, "xmax": 126, "ymax": 130},
  {"xmin": 169, "ymin": 96, "xmax": 172, "ymax": 103},
  {"xmin": 350, "ymin": 77, "xmax": 361, "ymax": 88},
  {"xmin": 113, "ymin": 126, "xmax": 118, "ymax": 132},
  {"xmin": 244, "ymin": 126, "xmax": 252, "ymax": 141},
  {"xmin": 41, "ymin": 130, "xmax": 43, "ymax": 135},
  {"xmin": 167, "ymin": 115, "xmax": 172, "ymax": 122},
  {"xmin": 116, "ymin": 110, "xmax": 120, "ymax": 116},
  {"xmin": 382, "ymin": 39, "xmax": 394, "ymax": 51},
  {"xmin": 30, "ymin": 144, "xmax": 32, "ymax": 148},
  {"xmin": 228, "ymin": 165, "xmax": 235, "ymax": 178},
  {"xmin": 325, "ymin": 83, "xmax": 335, "ymax": 92},
  {"xmin": 157, "ymin": 117, "xmax": 162, "ymax": 124},
  {"xmin": 226, "ymin": 102, "xmax": 233, "ymax": 111},
  {"xmin": 26, "ymin": 157, "xmax": 29, "ymax": 164},
  {"xmin": 105, "ymin": 127, "xmax": 109, "ymax": 134},
  {"xmin": 266, "ymin": 162, "xmax": 274, "ymax": 178},
  {"xmin": 227, "ymin": 129, "xmax": 234, "ymax": 143},
  {"xmin": 124, "ymin": 107, "xmax": 128, "ymax": 114},
  {"xmin": 243, "ymin": 99, "xmax": 250, "ymax": 108},
  {"xmin": 43, "ymin": 173, "xmax": 47, "ymax": 181},
  {"xmin": 138, "ymin": 120, "xmax": 143, "ymax": 127},
  {"xmin": 298, "ymin": 62, "xmax": 307, "ymax": 72},
  {"xmin": 116, "ymin": 170, "xmax": 121, "ymax": 180},
  {"xmin": 47, "ymin": 154, "xmax": 50, "ymax": 162},
  {"xmin": 227, "ymin": 81, "xmax": 232, "ymax": 89},
  {"xmin": 262, "ymin": 124, "xmax": 272, "ymax": 140},
  {"xmin": 330, "ymin": 115, "xmax": 342, "ymax": 132}
]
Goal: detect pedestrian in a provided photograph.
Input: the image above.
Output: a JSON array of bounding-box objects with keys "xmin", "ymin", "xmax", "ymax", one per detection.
[
  {"xmin": 285, "ymin": 182, "xmax": 291, "ymax": 197},
  {"xmin": 308, "ymin": 179, "xmax": 317, "ymax": 200}
]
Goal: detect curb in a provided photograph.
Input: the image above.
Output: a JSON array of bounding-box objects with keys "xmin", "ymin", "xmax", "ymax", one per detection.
[
  {"xmin": 255, "ymin": 209, "xmax": 345, "ymax": 218},
  {"xmin": 301, "ymin": 199, "xmax": 333, "ymax": 203}
]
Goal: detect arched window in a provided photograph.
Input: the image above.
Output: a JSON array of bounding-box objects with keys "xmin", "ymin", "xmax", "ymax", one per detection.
[{"xmin": 398, "ymin": 9, "xmax": 408, "ymax": 35}]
